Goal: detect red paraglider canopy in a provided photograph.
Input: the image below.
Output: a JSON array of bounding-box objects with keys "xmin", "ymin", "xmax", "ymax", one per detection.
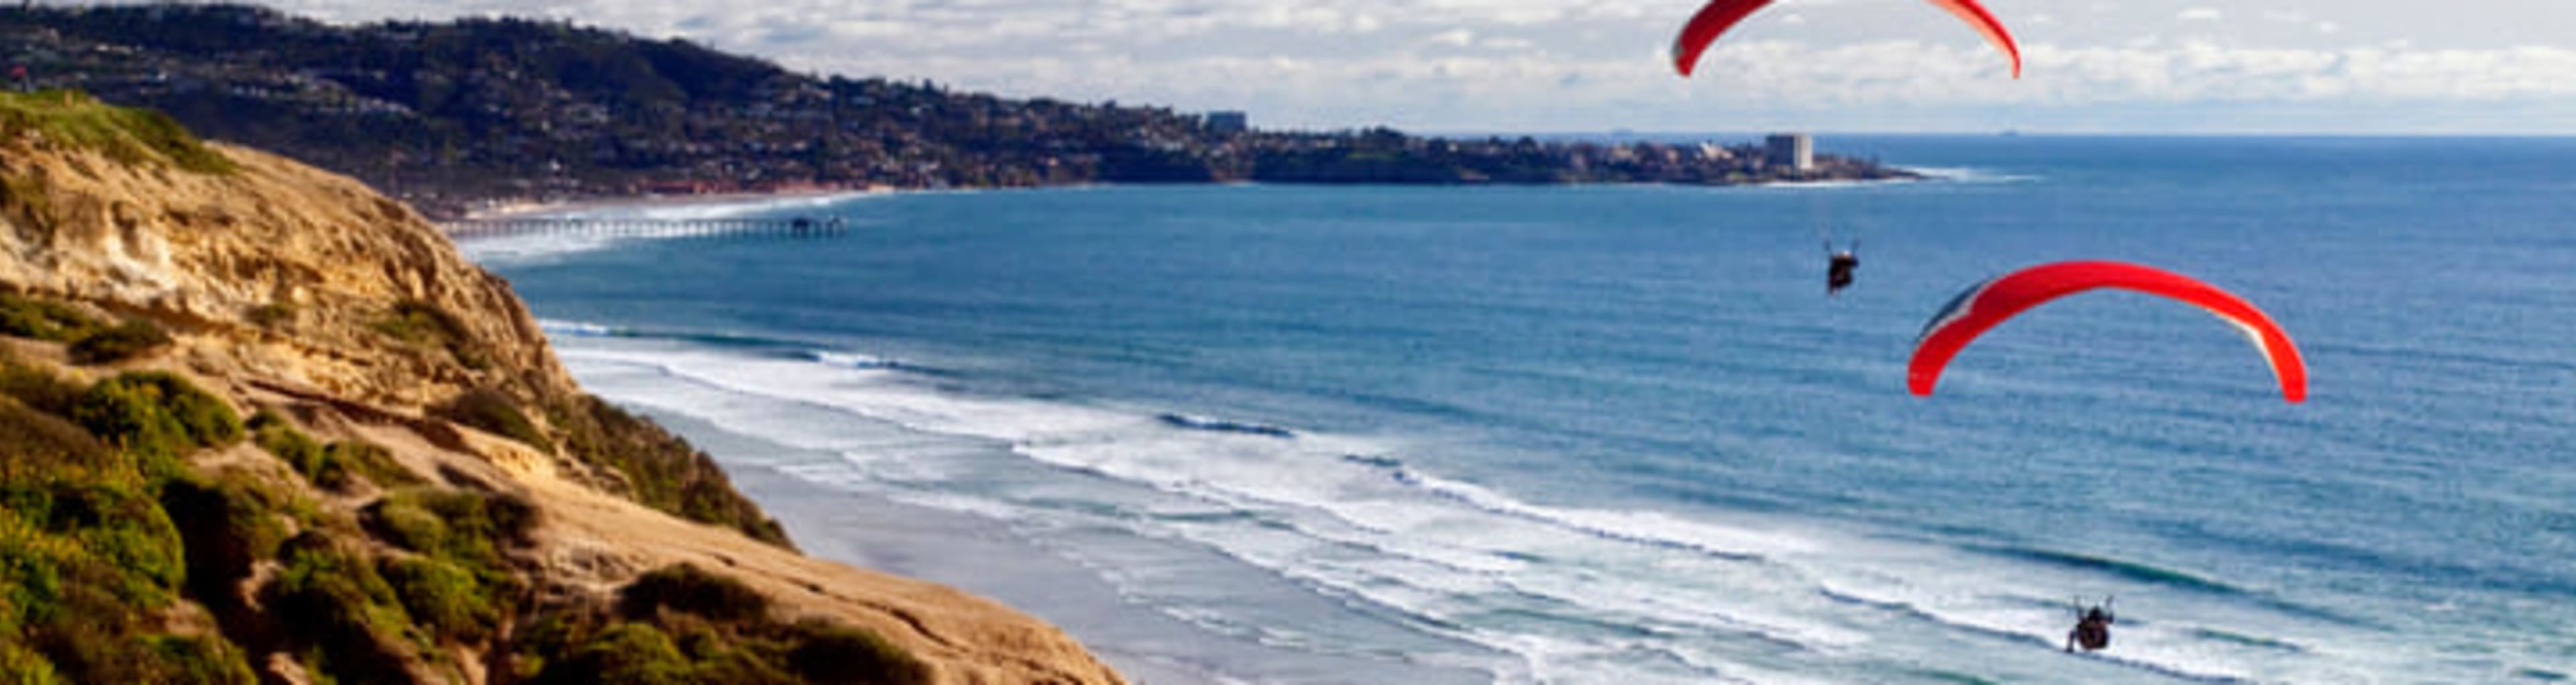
[
  {"xmin": 1909, "ymin": 261, "xmax": 2306, "ymax": 403},
  {"xmin": 1671, "ymin": 0, "xmax": 2023, "ymax": 78}
]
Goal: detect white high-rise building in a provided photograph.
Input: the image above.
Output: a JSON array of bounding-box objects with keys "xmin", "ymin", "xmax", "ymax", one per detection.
[{"xmin": 1765, "ymin": 133, "xmax": 1813, "ymax": 172}]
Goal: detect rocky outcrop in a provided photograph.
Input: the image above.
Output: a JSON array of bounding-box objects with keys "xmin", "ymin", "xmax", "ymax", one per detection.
[{"xmin": 0, "ymin": 136, "xmax": 573, "ymax": 409}]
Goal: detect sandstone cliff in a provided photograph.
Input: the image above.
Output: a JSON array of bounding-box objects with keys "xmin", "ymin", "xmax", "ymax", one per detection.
[{"xmin": 0, "ymin": 91, "xmax": 1125, "ymax": 685}]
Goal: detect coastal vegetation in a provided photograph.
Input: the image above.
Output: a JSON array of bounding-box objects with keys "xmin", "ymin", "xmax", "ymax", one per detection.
[
  {"xmin": 252, "ymin": 410, "xmax": 423, "ymax": 492},
  {"xmin": 66, "ymin": 319, "xmax": 174, "ymax": 365},
  {"xmin": 0, "ymin": 89, "xmax": 233, "ymax": 175},
  {"xmin": 0, "ymin": 293, "xmax": 174, "ymax": 365},
  {"xmin": 437, "ymin": 387, "xmax": 554, "ymax": 454},
  {"xmin": 2, "ymin": 355, "xmax": 261, "ymax": 684},
  {"xmin": 0, "ymin": 292, "xmax": 99, "ymax": 343},
  {"xmin": 517, "ymin": 564, "xmax": 930, "ymax": 685},
  {"xmin": 433, "ymin": 384, "xmax": 792, "ymax": 546},
  {"xmin": 376, "ymin": 299, "xmax": 492, "ymax": 370},
  {"xmin": 549, "ymin": 395, "xmax": 793, "ymax": 547},
  {"xmin": 0, "ymin": 340, "xmax": 919, "ymax": 683}
]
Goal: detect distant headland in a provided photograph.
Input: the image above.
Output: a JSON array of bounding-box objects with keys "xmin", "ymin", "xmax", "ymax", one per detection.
[{"xmin": 1, "ymin": 3, "xmax": 1915, "ymax": 219}]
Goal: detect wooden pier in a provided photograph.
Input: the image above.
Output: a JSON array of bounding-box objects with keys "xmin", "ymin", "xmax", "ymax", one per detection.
[{"xmin": 443, "ymin": 215, "xmax": 849, "ymax": 241}]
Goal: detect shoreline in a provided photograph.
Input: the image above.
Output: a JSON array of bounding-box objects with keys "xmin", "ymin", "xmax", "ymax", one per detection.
[{"xmin": 445, "ymin": 170, "xmax": 1933, "ymax": 227}]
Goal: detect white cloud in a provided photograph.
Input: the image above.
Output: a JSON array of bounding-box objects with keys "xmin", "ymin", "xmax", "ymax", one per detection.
[
  {"xmin": 54, "ymin": 0, "xmax": 2576, "ymax": 133},
  {"xmin": 780, "ymin": 38, "xmax": 2576, "ymax": 133}
]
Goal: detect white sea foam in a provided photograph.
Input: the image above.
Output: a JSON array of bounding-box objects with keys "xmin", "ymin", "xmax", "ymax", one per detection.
[
  {"xmin": 1908, "ymin": 166, "xmax": 2041, "ymax": 184},
  {"xmin": 1756, "ymin": 178, "xmax": 1898, "ymax": 191},
  {"xmin": 806, "ymin": 350, "xmax": 898, "ymax": 369},
  {"xmin": 539, "ymin": 319, "xmax": 623, "ymax": 337}
]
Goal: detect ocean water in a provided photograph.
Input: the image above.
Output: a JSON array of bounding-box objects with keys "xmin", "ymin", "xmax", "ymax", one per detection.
[{"xmin": 465, "ymin": 136, "xmax": 2576, "ymax": 684}]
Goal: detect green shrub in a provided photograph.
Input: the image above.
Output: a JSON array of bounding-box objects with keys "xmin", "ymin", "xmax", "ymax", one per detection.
[
  {"xmin": 372, "ymin": 300, "xmax": 488, "ymax": 369},
  {"xmin": 550, "ymin": 396, "xmax": 790, "ymax": 547},
  {"xmin": 52, "ymin": 483, "xmax": 186, "ymax": 600},
  {"xmin": 438, "ymin": 388, "xmax": 551, "ymax": 454},
  {"xmin": 69, "ymin": 380, "xmax": 188, "ymax": 476},
  {"xmin": 0, "ymin": 293, "xmax": 100, "ymax": 343},
  {"xmin": 783, "ymin": 619, "xmax": 930, "ymax": 685},
  {"xmin": 617, "ymin": 564, "xmax": 769, "ymax": 624},
  {"xmin": 0, "ymin": 370, "xmax": 262, "ymax": 685},
  {"xmin": 381, "ymin": 556, "xmax": 499, "ymax": 643},
  {"xmin": 0, "ymin": 354, "xmax": 86, "ymax": 417},
  {"xmin": 0, "ymin": 641, "xmax": 62, "ymax": 685},
  {"xmin": 0, "ymin": 478, "xmax": 186, "ymax": 607},
  {"xmin": 323, "ymin": 441, "xmax": 422, "ymax": 489},
  {"xmin": 0, "ymin": 509, "xmax": 74, "ymax": 633},
  {"xmin": 553, "ymin": 622, "xmax": 692, "ymax": 685},
  {"xmin": 365, "ymin": 495, "xmax": 447, "ymax": 556},
  {"xmin": 66, "ymin": 320, "xmax": 172, "ymax": 365},
  {"xmin": 0, "ymin": 400, "xmax": 110, "ymax": 481},
  {"xmin": 160, "ymin": 474, "xmax": 290, "ymax": 605},
  {"xmin": 517, "ymin": 568, "xmax": 926, "ymax": 685},
  {"xmin": 34, "ymin": 623, "xmax": 255, "ymax": 685},
  {"xmin": 158, "ymin": 380, "xmax": 241, "ymax": 447},
  {"xmin": 671, "ymin": 624, "xmax": 797, "ymax": 685},
  {"xmin": 267, "ymin": 535, "xmax": 430, "ymax": 685},
  {"xmin": 68, "ymin": 372, "xmax": 241, "ymax": 476},
  {"xmin": 372, "ymin": 300, "xmax": 468, "ymax": 347},
  {"xmin": 254, "ymin": 413, "xmax": 422, "ymax": 492},
  {"xmin": 252, "ymin": 409, "xmax": 328, "ymax": 476},
  {"xmin": 136, "ymin": 635, "xmax": 258, "ymax": 685},
  {"xmin": 0, "ymin": 90, "xmax": 235, "ymax": 174},
  {"xmin": 0, "ymin": 489, "xmax": 248, "ymax": 685},
  {"xmin": 365, "ymin": 488, "xmax": 535, "ymax": 582}
]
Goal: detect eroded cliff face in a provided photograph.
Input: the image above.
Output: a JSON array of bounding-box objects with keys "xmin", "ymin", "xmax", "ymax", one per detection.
[
  {"xmin": 0, "ymin": 139, "xmax": 573, "ymax": 409},
  {"xmin": 0, "ymin": 98, "xmax": 1126, "ymax": 685}
]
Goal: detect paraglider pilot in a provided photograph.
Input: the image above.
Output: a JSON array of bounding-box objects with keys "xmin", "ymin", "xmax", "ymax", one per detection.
[
  {"xmin": 2065, "ymin": 597, "xmax": 2113, "ymax": 652},
  {"xmin": 1826, "ymin": 240, "xmax": 1859, "ymax": 296}
]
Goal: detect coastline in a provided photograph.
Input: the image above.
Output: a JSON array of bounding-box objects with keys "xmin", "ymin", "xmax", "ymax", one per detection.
[{"xmin": 445, "ymin": 169, "xmax": 1933, "ymax": 227}]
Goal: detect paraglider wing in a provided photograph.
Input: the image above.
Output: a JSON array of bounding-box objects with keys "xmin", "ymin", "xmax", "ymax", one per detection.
[
  {"xmin": 1923, "ymin": 0, "xmax": 2022, "ymax": 78},
  {"xmin": 1907, "ymin": 261, "xmax": 2306, "ymax": 402},
  {"xmin": 1670, "ymin": 0, "xmax": 2024, "ymax": 78},
  {"xmin": 1672, "ymin": 0, "xmax": 1778, "ymax": 77}
]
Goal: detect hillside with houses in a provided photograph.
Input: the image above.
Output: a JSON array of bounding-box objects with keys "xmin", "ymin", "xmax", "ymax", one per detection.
[{"xmin": 1, "ymin": 3, "xmax": 1911, "ymax": 218}]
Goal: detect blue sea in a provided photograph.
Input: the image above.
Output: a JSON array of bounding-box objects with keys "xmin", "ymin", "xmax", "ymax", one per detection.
[{"xmin": 463, "ymin": 136, "xmax": 2576, "ymax": 684}]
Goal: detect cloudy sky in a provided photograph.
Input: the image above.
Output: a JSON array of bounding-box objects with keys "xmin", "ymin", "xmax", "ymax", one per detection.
[{"xmin": 73, "ymin": 1, "xmax": 2576, "ymax": 134}]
